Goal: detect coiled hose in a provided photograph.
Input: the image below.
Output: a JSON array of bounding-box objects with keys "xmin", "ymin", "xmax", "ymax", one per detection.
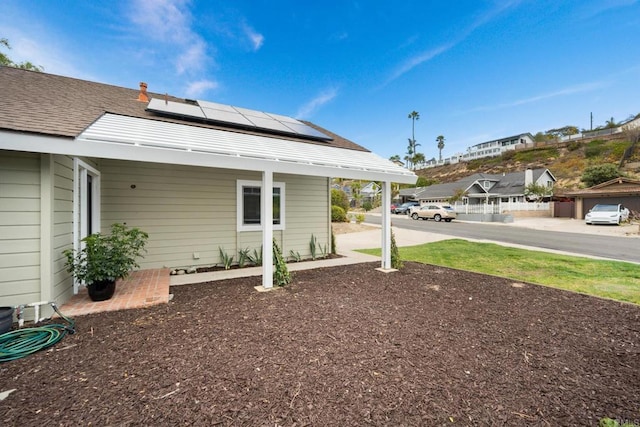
[{"xmin": 0, "ymin": 303, "xmax": 75, "ymax": 363}]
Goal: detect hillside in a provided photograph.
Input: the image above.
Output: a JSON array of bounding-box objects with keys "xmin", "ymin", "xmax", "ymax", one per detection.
[{"xmin": 414, "ymin": 135, "xmax": 640, "ymax": 191}]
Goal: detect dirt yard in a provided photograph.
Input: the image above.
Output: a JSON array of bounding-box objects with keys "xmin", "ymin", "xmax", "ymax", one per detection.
[{"xmin": 1, "ymin": 262, "xmax": 638, "ymax": 426}]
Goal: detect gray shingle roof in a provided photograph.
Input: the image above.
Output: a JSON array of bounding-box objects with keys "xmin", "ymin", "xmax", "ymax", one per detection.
[
  {"xmin": 407, "ymin": 168, "xmax": 553, "ymax": 199},
  {"xmin": 0, "ymin": 67, "xmax": 368, "ymax": 152}
]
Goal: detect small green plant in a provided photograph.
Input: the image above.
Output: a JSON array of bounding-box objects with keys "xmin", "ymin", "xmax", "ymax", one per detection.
[
  {"xmin": 355, "ymin": 213, "xmax": 365, "ymax": 224},
  {"xmin": 273, "ymin": 239, "xmax": 291, "ymax": 287},
  {"xmin": 218, "ymin": 247, "xmax": 234, "ymax": 270},
  {"xmin": 390, "ymin": 229, "xmax": 403, "ymax": 270},
  {"xmin": 319, "ymin": 243, "xmax": 328, "ymax": 258},
  {"xmin": 289, "ymin": 250, "xmax": 302, "ymax": 262},
  {"xmin": 599, "ymin": 417, "xmax": 640, "ymax": 427},
  {"xmin": 247, "ymin": 246, "xmax": 263, "ymax": 266},
  {"xmin": 237, "ymin": 247, "xmax": 250, "ymax": 268},
  {"xmin": 362, "ymin": 200, "xmax": 372, "ymax": 211},
  {"xmin": 63, "ymin": 223, "xmax": 149, "ymax": 285},
  {"xmin": 310, "ymin": 234, "xmax": 318, "ymax": 260}
]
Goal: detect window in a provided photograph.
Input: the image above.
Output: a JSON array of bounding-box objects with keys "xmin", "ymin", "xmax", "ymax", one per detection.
[{"xmin": 237, "ymin": 180, "xmax": 285, "ymax": 231}]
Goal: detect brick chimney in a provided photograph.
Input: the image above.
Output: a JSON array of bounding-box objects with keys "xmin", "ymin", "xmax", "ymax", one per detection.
[{"xmin": 137, "ymin": 82, "xmax": 149, "ymax": 102}]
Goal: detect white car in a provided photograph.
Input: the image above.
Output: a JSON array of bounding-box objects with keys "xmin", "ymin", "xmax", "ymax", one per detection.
[{"xmin": 585, "ymin": 204, "xmax": 629, "ymax": 225}]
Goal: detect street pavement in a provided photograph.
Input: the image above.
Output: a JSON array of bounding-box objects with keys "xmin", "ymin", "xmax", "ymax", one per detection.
[{"xmin": 337, "ymin": 215, "xmax": 639, "ymax": 262}]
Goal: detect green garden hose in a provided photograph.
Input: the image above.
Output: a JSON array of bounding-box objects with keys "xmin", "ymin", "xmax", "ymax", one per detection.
[{"xmin": 0, "ymin": 304, "xmax": 75, "ymax": 363}]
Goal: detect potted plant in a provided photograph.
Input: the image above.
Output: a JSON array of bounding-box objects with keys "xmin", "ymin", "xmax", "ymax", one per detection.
[{"xmin": 63, "ymin": 223, "xmax": 149, "ymax": 301}]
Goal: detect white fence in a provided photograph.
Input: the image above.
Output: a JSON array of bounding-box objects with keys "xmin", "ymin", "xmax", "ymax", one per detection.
[{"xmin": 451, "ymin": 201, "xmax": 550, "ymax": 214}]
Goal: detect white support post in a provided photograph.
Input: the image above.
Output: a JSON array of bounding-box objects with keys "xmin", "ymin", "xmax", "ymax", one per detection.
[
  {"xmin": 381, "ymin": 181, "xmax": 392, "ymax": 270},
  {"xmin": 262, "ymin": 170, "xmax": 274, "ymax": 289}
]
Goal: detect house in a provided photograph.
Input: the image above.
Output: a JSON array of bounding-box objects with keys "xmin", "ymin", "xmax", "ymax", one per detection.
[
  {"xmin": 0, "ymin": 67, "xmax": 416, "ymax": 311},
  {"xmin": 399, "ymin": 168, "xmax": 556, "ymax": 205},
  {"xmin": 331, "ymin": 181, "xmax": 381, "ymax": 208},
  {"xmin": 563, "ymin": 177, "xmax": 640, "ymax": 219},
  {"xmin": 460, "ymin": 133, "xmax": 535, "ymax": 162}
]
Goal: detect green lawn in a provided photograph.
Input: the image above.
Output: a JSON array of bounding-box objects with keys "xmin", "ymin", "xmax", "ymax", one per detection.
[{"xmin": 359, "ymin": 239, "xmax": 640, "ymax": 305}]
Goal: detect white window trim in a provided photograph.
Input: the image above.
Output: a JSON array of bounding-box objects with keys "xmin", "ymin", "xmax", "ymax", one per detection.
[{"xmin": 237, "ymin": 180, "xmax": 285, "ymax": 232}]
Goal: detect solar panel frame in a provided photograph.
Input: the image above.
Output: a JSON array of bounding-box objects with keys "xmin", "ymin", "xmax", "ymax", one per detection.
[
  {"xmin": 146, "ymin": 97, "xmax": 332, "ymax": 141},
  {"xmin": 201, "ymin": 107, "xmax": 255, "ymax": 127},
  {"xmin": 147, "ymin": 98, "xmax": 206, "ymax": 118}
]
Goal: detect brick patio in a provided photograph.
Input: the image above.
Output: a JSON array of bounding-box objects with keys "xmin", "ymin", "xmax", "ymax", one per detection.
[{"xmin": 58, "ymin": 268, "xmax": 171, "ymax": 317}]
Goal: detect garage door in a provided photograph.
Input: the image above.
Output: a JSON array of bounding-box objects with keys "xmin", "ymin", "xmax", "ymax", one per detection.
[{"xmin": 583, "ymin": 196, "xmax": 640, "ymax": 213}]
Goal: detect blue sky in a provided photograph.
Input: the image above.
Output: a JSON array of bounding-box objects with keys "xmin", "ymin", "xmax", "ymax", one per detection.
[{"xmin": 2, "ymin": 0, "xmax": 639, "ymax": 161}]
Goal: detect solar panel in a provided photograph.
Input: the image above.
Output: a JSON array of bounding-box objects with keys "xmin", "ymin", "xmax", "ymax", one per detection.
[
  {"xmin": 201, "ymin": 107, "xmax": 255, "ymax": 127},
  {"xmin": 280, "ymin": 121, "xmax": 332, "ymax": 139},
  {"xmin": 147, "ymin": 98, "xmax": 206, "ymax": 119},
  {"xmin": 146, "ymin": 97, "xmax": 332, "ymax": 141},
  {"xmin": 197, "ymin": 100, "xmax": 237, "ymax": 113}
]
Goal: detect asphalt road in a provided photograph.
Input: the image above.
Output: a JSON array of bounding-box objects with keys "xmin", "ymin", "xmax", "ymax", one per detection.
[{"xmin": 365, "ymin": 214, "xmax": 640, "ymax": 264}]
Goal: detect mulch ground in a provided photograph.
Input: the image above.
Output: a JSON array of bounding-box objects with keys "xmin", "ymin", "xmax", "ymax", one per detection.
[{"xmin": 1, "ymin": 262, "xmax": 639, "ymax": 426}]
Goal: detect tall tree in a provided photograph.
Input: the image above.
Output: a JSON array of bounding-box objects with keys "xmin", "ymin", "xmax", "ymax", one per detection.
[
  {"xmin": 604, "ymin": 117, "xmax": 617, "ymax": 129},
  {"xmin": 0, "ymin": 38, "xmax": 43, "ymax": 71},
  {"xmin": 436, "ymin": 135, "xmax": 445, "ymax": 161},
  {"xmin": 412, "ymin": 152, "xmax": 425, "ymax": 169},
  {"xmin": 407, "ymin": 111, "xmax": 420, "ymax": 169}
]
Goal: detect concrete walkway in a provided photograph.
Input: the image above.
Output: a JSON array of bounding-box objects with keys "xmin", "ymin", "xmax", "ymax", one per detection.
[{"xmin": 170, "ymin": 217, "xmax": 639, "ymax": 287}]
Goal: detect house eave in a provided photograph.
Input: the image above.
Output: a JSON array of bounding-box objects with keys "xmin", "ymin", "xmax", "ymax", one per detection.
[{"xmin": 1, "ymin": 118, "xmax": 416, "ymax": 184}]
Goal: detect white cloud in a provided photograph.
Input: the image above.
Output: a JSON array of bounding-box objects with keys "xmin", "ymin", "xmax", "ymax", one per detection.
[
  {"xmin": 385, "ymin": 0, "xmax": 523, "ymax": 85},
  {"xmin": 241, "ymin": 22, "xmax": 264, "ymax": 51},
  {"xmin": 129, "ymin": 0, "xmax": 192, "ymax": 44},
  {"xmin": 466, "ymin": 81, "xmax": 608, "ymax": 113},
  {"xmin": 176, "ymin": 40, "xmax": 207, "ymax": 74},
  {"xmin": 296, "ymin": 87, "xmax": 338, "ymax": 119},
  {"xmin": 184, "ymin": 79, "xmax": 219, "ymax": 98},
  {"xmin": 387, "ymin": 43, "xmax": 453, "ymax": 84},
  {"xmin": 129, "ymin": 0, "xmax": 210, "ymax": 75}
]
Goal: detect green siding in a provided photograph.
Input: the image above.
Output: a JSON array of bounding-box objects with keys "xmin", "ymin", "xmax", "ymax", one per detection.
[
  {"xmin": 0, "ymin": 151, "xmax": 41, "ymax": 306},
  {"xmin": 99, "ymin": 160, "xmax": 329, "ymax": 269}
]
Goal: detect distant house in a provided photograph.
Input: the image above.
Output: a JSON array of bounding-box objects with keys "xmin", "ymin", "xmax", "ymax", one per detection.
[
  {"xmin": 333, "ymin": 181, "xmax": 381, "ymax": 207},
  {"xmin": 360, "ymin": 182, "xmax": 381, "ymax": 204},
  {"xmin": 399, "ymin": 168, "xmax": 556, "ymax": 206},
  {"xmin": 461, "ymin": 133, "xmax": 535, "ymax": 162},
  {"xmin": 423, "ymin": 133, "xmax": 535, "ymax": 168},
  {"xmin": 0, "ymin": 68, "xmax": 415, "ymax": 310}
]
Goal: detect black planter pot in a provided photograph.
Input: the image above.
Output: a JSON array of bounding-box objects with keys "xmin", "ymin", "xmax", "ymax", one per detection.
[
  {"xmin": 87, "ymin": 279, "xmax": 117, "ymax": 302},
  {"xmin": 0, "ymin": 306, "xmax": 14, "ymax": 334}
]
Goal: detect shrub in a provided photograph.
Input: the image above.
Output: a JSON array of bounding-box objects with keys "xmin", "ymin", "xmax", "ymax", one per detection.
[
  {"xmin": 63, "ymin": 223, "xmax": 148, "ymax": 285},
  {"xmin": 273, "ymin": 239, "xmax": 291, "ymax": 287},
  {"xmin": 362, "ymin": 200, "xmax": 373, "ymax": 211},
  {"xmin": 331, "ymin": 188, "xmax": 349, "ymax": 212},
  {"xmin": 566, "ymin": 140, "xmax": 582, "ymax": 151},
  {"xmin": 331, "ymin": 205, "xmax": 348, "ymax": 222},
  {"xmin": 355, "ymin": 213, "xmax": 366, "ymax": 224},
  {"xmin": 581, "ymin": 163, "xmax": 624, "ymax": 187},
  {"xmin": 585, "ymin": 140, "xmax": 606, "ymax": 158},
  {"xmin": 391, "ymin": 229, "xmax": 403, "ymax": 270}
]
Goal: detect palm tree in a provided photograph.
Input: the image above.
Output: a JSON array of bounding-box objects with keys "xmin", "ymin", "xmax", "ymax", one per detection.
[
  {"xmin": 605, "ymin": 117, "xmax": 617, "ymax": 129},
  {"xmin": 436, "ymin": 135, "xmax": 445, "ymax": 161},
  {"xmin": 412, "ymin": 152, "xmax": 426, "ymax": 169},
  {"xmin": 389, "ymin": 154, "xmax": 401, "ymax": 163},
  {"xmin": 407, "ymin": 111, "xmax": 420, "ymax": 166}
]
